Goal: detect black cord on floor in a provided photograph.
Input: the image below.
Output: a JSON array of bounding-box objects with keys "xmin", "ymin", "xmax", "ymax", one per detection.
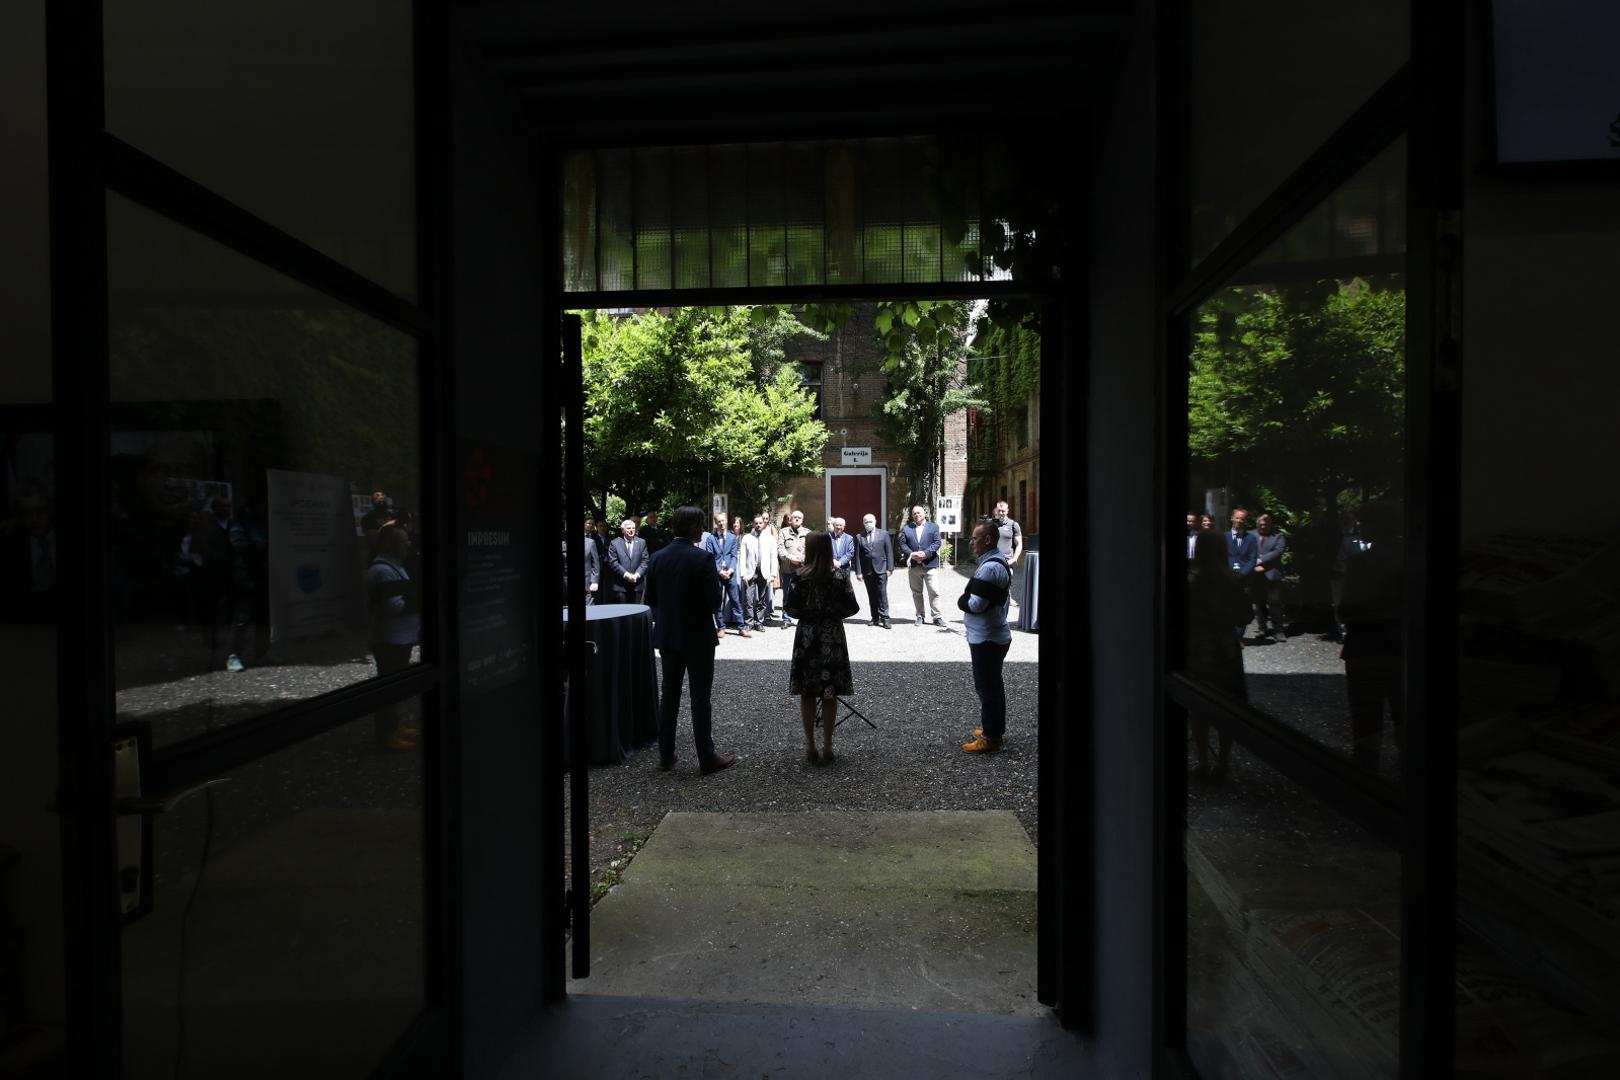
[{"xmin": 172, "ymin": 782, "xmax": 217, "ymax": 1080}]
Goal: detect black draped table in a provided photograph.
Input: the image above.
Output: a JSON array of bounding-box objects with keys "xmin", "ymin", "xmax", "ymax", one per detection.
[
  {"xmin": 1016, "ymin": 551, "xmax": 1040, "ymax": 632},
  {"xmin": 563, "ymin": 603, "xmax": 660, "ymax": 764}
]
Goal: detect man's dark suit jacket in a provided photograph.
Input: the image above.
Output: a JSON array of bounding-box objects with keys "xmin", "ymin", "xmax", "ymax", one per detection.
[
  {"xmin": 645, "ymin": 540, "xmax": 722, "ymax": 653},
  {"xmin": 607, "ymin": 535, "xmax": 648, "ymax": 588},
  {"xmin": 1255, "ymin": 531, "xmax": 1286, "ymax": 581},
  {"xmin": 899, "ymin": 521, "xmax": 943, "ymax": 570},
  {"xmin": 1227, "ymin": 529, "xmax": 1259, "ymax": 576},
  {"xmin": 855, "ymin": 528, "xmax": 894, "ymax": 575}
]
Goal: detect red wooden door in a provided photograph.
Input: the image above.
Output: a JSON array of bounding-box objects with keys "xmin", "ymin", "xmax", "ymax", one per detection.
[{"xmin": 829, "ymin": 473, "xmax": 882, "ymax": 528}]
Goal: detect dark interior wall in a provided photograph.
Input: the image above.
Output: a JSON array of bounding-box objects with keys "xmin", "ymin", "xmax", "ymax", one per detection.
[
  {"xmin": 1084, "ymin": 6, "xmax": 1160, "ymax": 1076},
  {"xmin": 450, "ymin": 35, "xmax": 548, "ymax": 1079},
  {"xmin": 1459, "ymin": 8, "xmax": 1620, "ymax": 539}
]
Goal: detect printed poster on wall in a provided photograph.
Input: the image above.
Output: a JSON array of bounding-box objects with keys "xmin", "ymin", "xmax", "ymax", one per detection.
[
  {"xmin": 460, "ymin": 440, "xmax": 538, "ymax": 694},
  {"xmin": 266, "ymin": 468, "xmax": 362, "ymax": 643}
]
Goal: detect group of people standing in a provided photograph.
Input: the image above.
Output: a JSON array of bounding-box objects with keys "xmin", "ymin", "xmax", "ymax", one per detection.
[
  {"xmin": 1184, "ymin": 504, "xmax": 1407, "ymax": 779},
  {"xmin": 569, "ymin": 500, "xmax": 1027, "ymax": 773}
]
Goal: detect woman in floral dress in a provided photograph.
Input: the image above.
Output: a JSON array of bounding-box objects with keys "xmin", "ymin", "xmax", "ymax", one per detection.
[{"xmin": 786, "ymin": 530, "xmax": 860, "ymax": 763}]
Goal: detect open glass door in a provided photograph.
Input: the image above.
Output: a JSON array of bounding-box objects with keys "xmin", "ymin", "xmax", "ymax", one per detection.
[
  {"xmin": 560, "ymin": 313, "xmax": 593, "ymax": 980},
  {"xmin": 48, "ymin": 1, "xmax": 452, "ymax": 1075}
]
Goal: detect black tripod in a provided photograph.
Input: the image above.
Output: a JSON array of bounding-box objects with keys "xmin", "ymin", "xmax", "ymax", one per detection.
[{"xmin": 833, "ymin": 695, "xmax": 876, "ymax": 730}]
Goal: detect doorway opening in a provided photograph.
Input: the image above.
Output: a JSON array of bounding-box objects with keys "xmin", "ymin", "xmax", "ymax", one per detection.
[{"xmin": 558, "ymin": 298, "xmax": 1047, "ymax": 1016}]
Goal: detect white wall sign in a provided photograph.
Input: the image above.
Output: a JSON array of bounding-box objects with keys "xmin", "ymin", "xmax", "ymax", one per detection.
[
  {"xmin": 712, "ymin": 493, "xmax": 727, "ymax": 518},
  {"xmin": 840, "ymin": 446, "xmax": 873, "ymax": 466},
  {"xmin": 935, "ymin": 496, "xmax": 961, "ymax": 534},
  {"xmin": 267, "ymin": 468, "xmax": 364, "ymax": 643}
]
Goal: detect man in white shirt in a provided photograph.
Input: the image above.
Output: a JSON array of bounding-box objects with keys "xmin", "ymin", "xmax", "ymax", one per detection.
[{"xmin": 738, "ymin": 513, "xmax": 779, "ymax": 632}]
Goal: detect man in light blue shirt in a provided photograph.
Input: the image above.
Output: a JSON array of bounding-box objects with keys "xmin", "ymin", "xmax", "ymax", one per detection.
[{"xmin": 958, "ymin": 519, "xmax": 1013, "ymax": 753}]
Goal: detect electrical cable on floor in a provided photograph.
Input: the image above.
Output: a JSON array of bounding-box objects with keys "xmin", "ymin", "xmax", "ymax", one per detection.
[{"xmin": 172, "ymin": 781, "xmax": 217, "ymax": 1080}]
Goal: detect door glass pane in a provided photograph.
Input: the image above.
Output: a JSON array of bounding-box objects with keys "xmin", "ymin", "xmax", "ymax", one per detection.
[
  {"xmin": 1455, "ymin": 200, "xmax": 1620, "ymax": 1068},
  {"xmin": 1188, "ymin": 0, "xmax": 1408, "ymax": 264},
  {"xmin": 103, "ymin": 0, "xmax": 416, "ymax": 298},
  {"xmin": 1181, "ymin": 139, "xmax": 1406, "ymax": 780},
  {"xmin": 1186, "ymin": 732, "xmax": 1400, "ymax": 1077},
  {"xmin": 107, "ymin": 195, "xmax": 423, "ymax": 748},
  {"xmin": 122, "ymin": 706, "xmax": 425, "ymax": 1078}
]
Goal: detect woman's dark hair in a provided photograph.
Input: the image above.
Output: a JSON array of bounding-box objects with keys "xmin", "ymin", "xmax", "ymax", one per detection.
[
  {"xmin": 800, "ymin": 530, "xmax": 834, "ymax": 579},
  {"xmin": 670, "ymin": 505, "xmax": 707, "ymax": 540}
]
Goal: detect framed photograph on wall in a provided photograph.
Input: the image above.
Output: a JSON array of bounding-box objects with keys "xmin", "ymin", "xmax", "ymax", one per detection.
[{"xmin": 1489, "ymin": 0, "xmax": 1620, "ymax": 168}]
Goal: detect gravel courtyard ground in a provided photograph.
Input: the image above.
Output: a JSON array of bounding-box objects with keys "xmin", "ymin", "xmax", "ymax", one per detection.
[{"xmin": 571, "ymin": 563, "xmax": 1042, "ymax": 904}]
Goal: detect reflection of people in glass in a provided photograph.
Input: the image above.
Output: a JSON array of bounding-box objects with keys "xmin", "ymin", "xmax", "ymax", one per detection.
[
  {"xmin": 1, "ymin": 481, "xmax": 56, "ymax": 620},
  {"xmin": 1251, "ymin": 513, "xmax": 1287, "ymax": 641},
  {"xmin": 172, "ymin": 510, "xmax": 208, "ymax": 630},
  {"xmin": 200, "ymin": 495, "xmax": 253, "ymax": 673},
  {"xmin": 1340, "ymin": 502, "xmax": 1404, "ymax": 774},
  {"xmin": 1187, "ymin": 531, "xmax": 1249, "ymax": 780},
  {"xmin": 1225, "ymin": 508, "xmax": 1258, "ymax": 640},
  {"xmin": 1328, "ymin": 509, "xmax": 1366, "ymax": 643},
  {"xmin": 368, "ymin": 525, "xmax": 420, "ymax": 750}
]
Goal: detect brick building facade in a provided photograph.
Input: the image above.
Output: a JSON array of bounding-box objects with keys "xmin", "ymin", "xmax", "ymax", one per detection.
[
  {"xmin": 966, "ymin": 386, "xmax": 1041, "ymax": 541},
  {"xmin": 771, "ymin": 305, "xmax": 968, "ymax": 554}
]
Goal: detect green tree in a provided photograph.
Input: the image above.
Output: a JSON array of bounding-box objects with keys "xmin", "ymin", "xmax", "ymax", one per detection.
[
  {"xmin": 1188, "ymin": 276, "xmax": 1405, "ymax": 531},
  {"xmin": 872, "ymin": 300, "xmax": 986, "ymax": 507},
  {"xmin": 580, "ymin": 306, "xmax": 828, "ymax": 517}
]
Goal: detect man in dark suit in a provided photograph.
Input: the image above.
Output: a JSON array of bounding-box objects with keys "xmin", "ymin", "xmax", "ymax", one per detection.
[
  {"xmin": 899, "ymin": 504, "xmax": 945, "ymax": 626},
  {"xmin": 854, "ymin": 512, "xmax": 894, "ymax": 628},
  {"xmin": 563, "ymin": 515, "xmax": 600, "ymax": 605},
  {"xmin": 1226, "ymin": 508, "xmax": 1258, "ymax": 639},
  {"xmin": 605, "ymin": 518, "xmax": 649, "ymax": 603},
  {"xmin": 644, "ymin": 506, "xmax": 737, "ymax": 775},
  {"xmin": 1251, "ymin": 513, "xmax": 1287, "ymax": 640},
  {"xmin": 706, "ymin": 511, "xmax": 747, "ymax": 638},
  {"xmin": 640, "ymin": 509, "xmax": 669, "ymax": 556}
]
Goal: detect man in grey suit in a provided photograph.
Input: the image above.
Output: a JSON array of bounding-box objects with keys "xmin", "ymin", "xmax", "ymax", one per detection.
[
  {"xmin": 605, "ymin": 518, "xmax": 649, "ymax": 603},
  {"xmin": 644, "ymin": 506, "xmax": 737, "ymax": 775},
  {"xmin": 1251, "ymin": 513, "xmax": 1287, "ymax": 640},
  {"xmin": 899, "ymin": 504, "xmax": 945, "ymax": 626},
  {"xmin": 854, "ymin": 512, "xmax": 894, "ymax": 628}
]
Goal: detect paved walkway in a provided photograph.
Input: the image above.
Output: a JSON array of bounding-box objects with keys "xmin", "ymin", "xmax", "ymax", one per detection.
[{"xmin": 569, "ymin": 810, "xmax": 1040, "ymax": 1015}]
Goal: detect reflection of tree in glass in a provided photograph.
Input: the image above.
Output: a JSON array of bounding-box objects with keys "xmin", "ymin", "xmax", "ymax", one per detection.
[
  {"xmin": 1189, "ymin": 275, "xmax": 1404, "ymax": 531},
  {"xmin": 110, "ymin": 307, "xmax": 419, "ymax": 507}
]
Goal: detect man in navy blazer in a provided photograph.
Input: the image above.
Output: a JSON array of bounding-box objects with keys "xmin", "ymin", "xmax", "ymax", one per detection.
[
  {"xmin": 1226, "ymin": 508, "xmax": 1258, "ymax": 638},
  {"xmin": 704, "ymin": 511, "xmax": 747, "ymax": 638},
  {"xmin": 644, "ymin": 506, "xmax": 737, "ymax": 775},
  {"xmin": 899, "ymin": 504, "xmax": 945, "ymax": 627}
]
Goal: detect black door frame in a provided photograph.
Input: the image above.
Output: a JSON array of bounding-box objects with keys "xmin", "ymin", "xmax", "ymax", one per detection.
[
  {"xmin": 1155, "ymin": 1, "xmax": 1464, "ymax": 1075},
  {"xmin": 46, "ymin": 1, "xmax": 459, "ymax": 1075},
  {"xmin": 536, "ymin": 132, "xmax": 1092, "ymax": 1026}
]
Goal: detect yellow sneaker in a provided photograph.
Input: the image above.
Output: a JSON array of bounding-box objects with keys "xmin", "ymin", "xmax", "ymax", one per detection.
[{"xmin": 962, "ymin": 735, "xmax": 1002, "ymax": 754}]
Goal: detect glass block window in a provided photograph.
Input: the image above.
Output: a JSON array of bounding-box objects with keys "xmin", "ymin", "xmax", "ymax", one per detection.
[{"xmin": 559, "ymin": 135, "xmax": 1057, "ymax": 295}]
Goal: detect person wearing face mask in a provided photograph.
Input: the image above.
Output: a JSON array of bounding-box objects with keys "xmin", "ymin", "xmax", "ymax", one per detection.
[
  {"xmin": 739, "ymin": 513, "xmax": 780, "ymax": 632},
  {"xmin": 853, "ymin": 512, "xmax": 894, "ymax": 628},
  {"xmin": 990, "ymin": 500, "xmax": 1024, "ymax": 604}
]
